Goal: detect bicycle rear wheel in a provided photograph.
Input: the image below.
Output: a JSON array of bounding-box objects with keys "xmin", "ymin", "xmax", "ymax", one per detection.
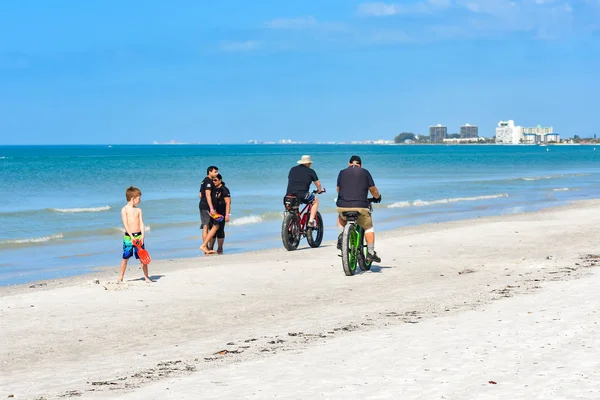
[
  {"xmin": 341, "ymin": 223, "xmax": 359, "ymax": 276},
  {"xmin": 281, "ymin": 212, "xmax": 300, "ymax": 251},
  {"xmin": 306, "ymin": 212, "xmax": 324, "ymax": 248},
  {"xmin": 357, "ymin": 227, "xmax": 372, "ymax": 271}
]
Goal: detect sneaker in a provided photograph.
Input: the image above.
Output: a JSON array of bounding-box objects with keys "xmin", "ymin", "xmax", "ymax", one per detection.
[
  {"xmin": 307, "ymin": 220, "xmax": 317, "ymax": 229},
  {"xmin": 336, "ymin": 233, "xmax": 343, "ymax": 250},
  {"xmin": 366, "ymin": 251, "xmax": 381, "ymax": 263}
]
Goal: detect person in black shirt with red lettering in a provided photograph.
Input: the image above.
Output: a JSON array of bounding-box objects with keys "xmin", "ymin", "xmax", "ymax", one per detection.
[
  {"xmin": 286, "ymin": 155, "xmax": 324, "ymax": 228},
  {"xmin": 336, "ymin": 155, "xmax": 382, "ymax": 263},
  {"xmin": 199, "ymin": 165, "xmax": 219, "ymax": 243}
]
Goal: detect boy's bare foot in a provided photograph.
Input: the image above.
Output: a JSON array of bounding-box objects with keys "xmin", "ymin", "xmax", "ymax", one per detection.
[
  {"xmin": 200, "ymin": 245, "xmax": 217, "ymax": 255},
  {"xmin": 145, "ymin": 278, "xmax": 155, "ymax": 283}
]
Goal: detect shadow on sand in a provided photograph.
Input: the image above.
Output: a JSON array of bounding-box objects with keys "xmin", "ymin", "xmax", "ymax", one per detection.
[{"xmin": 128, "ymin": 275, "xmax": 165, "ymax": 282}]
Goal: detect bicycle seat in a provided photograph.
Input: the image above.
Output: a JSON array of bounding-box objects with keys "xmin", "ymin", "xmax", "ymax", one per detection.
[{"xmin": 342, "ymin": 211, "xmax": 360, "ymax": 220}]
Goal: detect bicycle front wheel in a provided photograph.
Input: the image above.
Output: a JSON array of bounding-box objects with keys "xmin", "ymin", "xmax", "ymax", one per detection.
[
  {"xmin": 341, "ymin": 223, "xmax": 359, "ymax": 276},
  {"xmin": 281, "ymin": 212, "xmax": 300, "ymax": 251},
  {"xmin": 306, "ymin": 212, "xmax": 324, "ymax": 248}
]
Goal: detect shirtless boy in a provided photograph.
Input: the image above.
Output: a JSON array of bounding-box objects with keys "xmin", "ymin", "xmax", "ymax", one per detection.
[{"xmin": 118, "ymin": 186, "xmax": 152, "ymax": 283}]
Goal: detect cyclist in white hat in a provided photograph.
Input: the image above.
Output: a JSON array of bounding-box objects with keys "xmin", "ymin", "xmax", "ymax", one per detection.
[{"xmin": 285, "ymin": 155, "xmax": 324, "ymax": 228}]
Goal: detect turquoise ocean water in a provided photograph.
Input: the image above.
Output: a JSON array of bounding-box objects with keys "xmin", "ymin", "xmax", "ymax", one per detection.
[{"xmin": 1, "ymin": 144, "xmax": 599, "ymax": 286}]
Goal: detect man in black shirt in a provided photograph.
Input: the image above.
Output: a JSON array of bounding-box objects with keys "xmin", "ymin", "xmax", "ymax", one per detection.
[
  {"xmin": 286, "ymin": 155, "xmax": 324, "ymax": 228},
  {"xmin": 199, "ymin": 165, "xmax": 219, "ymax": 242},
  {"xmin": 336, "ymin": 155, "xmax": 382, "ymax": 263}
]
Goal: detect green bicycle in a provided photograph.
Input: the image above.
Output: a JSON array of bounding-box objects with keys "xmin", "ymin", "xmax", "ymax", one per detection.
[{"xmin": 340, "ymin": 199, "xmax": 375, "ymax": 276}]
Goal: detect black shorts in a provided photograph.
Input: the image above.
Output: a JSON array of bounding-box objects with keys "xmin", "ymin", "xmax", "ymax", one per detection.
[{"xmin": 209, "ymin": 219, "xmax": 226, "ymax": 239}]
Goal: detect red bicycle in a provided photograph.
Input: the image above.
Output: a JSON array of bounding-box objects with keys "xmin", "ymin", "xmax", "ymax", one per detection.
[{"xmin": 281, "ymin": 189, "xmax": 325, "ymax": 251}]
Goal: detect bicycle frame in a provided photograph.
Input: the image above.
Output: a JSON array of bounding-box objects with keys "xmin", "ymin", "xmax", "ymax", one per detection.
[
  {"xmin": 340, "ymin": 201, "xmax": 374, "ymax": 276},
  {"xmin": 295, "ymin": 203, "xmax": 312, "ymax": 234},
  {"xmin": 347, "ymin": 221, "xmax": 365, "ymax": 260},
  {"xmin": 284, "ymin": 199, "xmax": 312, "ymax": 236}
]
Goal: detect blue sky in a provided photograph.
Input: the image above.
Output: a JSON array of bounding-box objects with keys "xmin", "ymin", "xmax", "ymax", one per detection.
[{"xmin": 1, "ymin": 0, "xmax": 599, "ymax": 144}]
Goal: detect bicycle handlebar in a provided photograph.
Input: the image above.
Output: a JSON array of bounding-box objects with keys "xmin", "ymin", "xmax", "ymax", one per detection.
[{"xmin": 312, "ymin": 188, "xmax": 326, "ymax": 194}]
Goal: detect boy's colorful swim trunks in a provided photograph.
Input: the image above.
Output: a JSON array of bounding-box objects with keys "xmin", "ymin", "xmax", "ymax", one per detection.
[{"xmin": 123, "ymin": 232, "xmax": 145, "ymax": 260}]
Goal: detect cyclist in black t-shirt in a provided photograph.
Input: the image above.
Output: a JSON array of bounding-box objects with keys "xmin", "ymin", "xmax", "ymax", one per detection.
[
  {"xmin": 286, "ymin": 155, "xmax": 324, "ymax": 228},
  {"xmin": 199, "ymin": 165, "xmax": 219, "ymax": 243},
  {"xmin": 336, "ymin": 155, "xmax": 382, "ymax": 263}
]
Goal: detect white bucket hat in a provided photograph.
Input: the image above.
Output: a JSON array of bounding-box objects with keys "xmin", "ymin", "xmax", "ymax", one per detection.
[{"xmin": 296, "ymin": 155, "xmax": 313, "ymax": 164}]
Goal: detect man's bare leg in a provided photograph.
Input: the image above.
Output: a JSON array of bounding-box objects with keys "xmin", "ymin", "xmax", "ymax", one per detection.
[
  {"xmin": 309, "ymin": 197, "xmax": 319, "ymax": 224},
  {"xmin": 201, "ymin": 226, "xmax": 219, "ymax": 254}
]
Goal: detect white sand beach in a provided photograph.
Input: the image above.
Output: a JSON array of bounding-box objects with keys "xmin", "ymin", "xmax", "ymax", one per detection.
[{"xmin": 2, "ymin": 200, "xmax": 600, "ymax": 399}]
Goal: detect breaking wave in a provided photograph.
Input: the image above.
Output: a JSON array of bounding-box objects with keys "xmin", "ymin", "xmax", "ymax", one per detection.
[
  {"xmin": 229, "ymin": 215, "xmax": 264, "ymax": 226},
  {"xmin": 389, "ymin": 193, "xmax": 509, "ymax": 208},
  {"xmin": 49, "ymin": 206, "xmax": 111, "ymax": 213},
  {"xmin": 0, "ymin": 233, "xmax": 64, "ymax": 245}
]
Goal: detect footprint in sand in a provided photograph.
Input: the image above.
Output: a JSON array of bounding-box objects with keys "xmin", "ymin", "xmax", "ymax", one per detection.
[{"xmin": 101, "ymin": 281, "xmax": 130, "ymax": 291}]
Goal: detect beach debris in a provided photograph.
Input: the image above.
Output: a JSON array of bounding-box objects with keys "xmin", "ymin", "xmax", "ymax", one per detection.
[
  {"xmin": 59, "ymin": 390, "xmax": 82, "ymax": 397},
  {"xmin": 29, "ymin": 283, "xmax": 47, "ymax": 289},
  {"xmin": 8, "ymin": 395, "xmax": 14, "ymax": 398},
  {"xmin": 244, "ymin": 338, "xmax": 257, "ymax": 343},
  {"xmin": 90, "ymin": 381, "xmax": 117, "ymax": 386},
  {"xmin": 458, "ymin": 268, "xmax": 475, "ymax": 275},
  {"xmin": 227, "ymin": 342, "xmax": 235, "ymax": 345},
  {"xmin": 488, "ymin": 381, "xmax": 497, "ymax": 384},
  {"xmin": 93, "ymin": 279, "xmax": 100, "ymax": 284},
  {"xmin": 214, "ymin": 349, "xmax": 242, "ymax": 355},
  {"xmin": 546, "ymin": 255, "xmax": 553, "ymax": 260},
  {"xmin": 268, "ymin": 339, "xmax": 285, "ymax": 344}
]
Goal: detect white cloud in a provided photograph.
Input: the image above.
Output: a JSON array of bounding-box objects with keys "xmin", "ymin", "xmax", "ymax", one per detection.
[
  {"xmin": 454, "ymin": 0, "xmax": 577, "ymax": 38},
  {"xmin": 357, "ymin": 1, "xmax": 452, "ymax": 16},
  {"xmin": 266, "ymin": 16, "xmax": 318, "ymax": 29},
  {"xmin": 219, "ymin": 40, "xmax": 263, "ymax": 52},
  {"xmin": 228, "ymin": 0, "xmax": 598, "ymax": 52},
  {"xmin": 357, "ymin": 2, "xmax": 401, "ymax": 16}
]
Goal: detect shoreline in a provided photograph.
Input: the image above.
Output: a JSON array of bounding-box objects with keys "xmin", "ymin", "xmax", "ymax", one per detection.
[
  {"xmin": 2, "ymin": 197, "xmax": 599, "ymax": 296},
  {"xmin": 2, "ymin": 198, "xmax": 600, "ymax": 399}
]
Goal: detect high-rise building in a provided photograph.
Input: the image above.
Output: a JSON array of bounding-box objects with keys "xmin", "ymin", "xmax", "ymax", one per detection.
[
  {"xmin": 495, "ymin": 120, "xmax": 523, "ymax": 144},
  {"xmin": 429, "ymin": 124, "xmax": 447, "ymax": 143},
  {"xmin": 460, "ymin": 124, "xmax": 478, "ymax": 138}
]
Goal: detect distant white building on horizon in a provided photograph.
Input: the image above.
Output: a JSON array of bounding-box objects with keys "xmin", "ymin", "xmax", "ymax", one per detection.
[
  {"xmin": 495, "ymin": 120, "xmax": 523, "ymax": 144},
  {"xmin": 523, "ymin": 125, "xmax": 559, "ymax": 144}
]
